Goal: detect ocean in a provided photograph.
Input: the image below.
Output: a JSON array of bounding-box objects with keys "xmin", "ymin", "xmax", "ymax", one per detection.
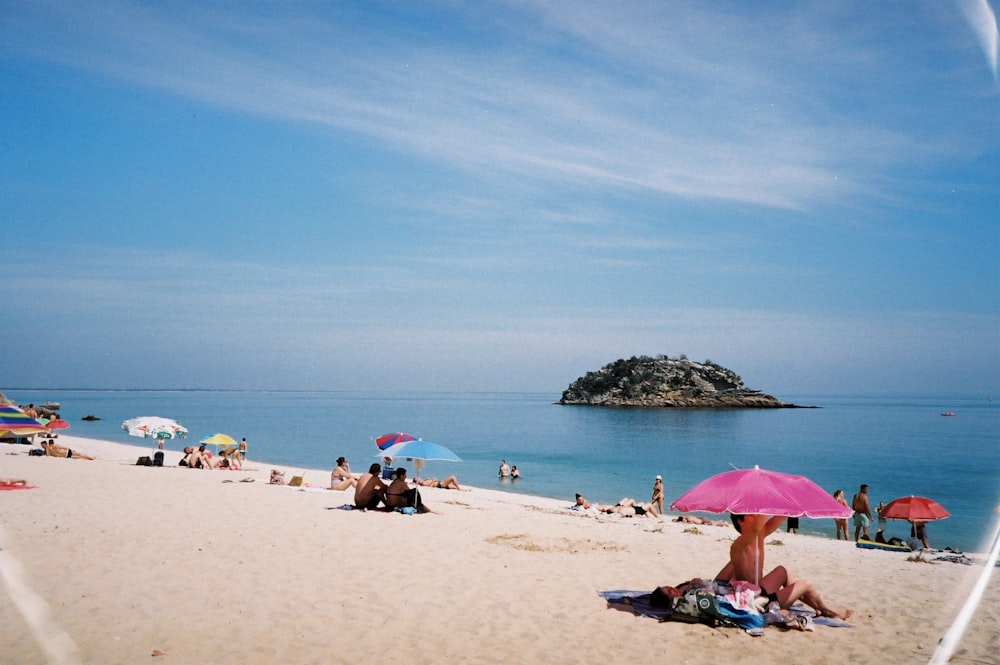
[{"xmin": 6, "ymin": 389, "xmax": 998, "ymax": 553}]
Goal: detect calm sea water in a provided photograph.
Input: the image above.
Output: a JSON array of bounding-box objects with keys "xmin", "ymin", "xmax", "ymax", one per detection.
[{"xmin": 7, "ymin": 389, "xmax": 999, "ymax": 553}]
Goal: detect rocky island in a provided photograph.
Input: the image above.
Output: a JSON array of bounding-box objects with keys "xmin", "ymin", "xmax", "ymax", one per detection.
[{"xmin": 558, "ymin": 355, "xmax": 799, "ymax": 408}]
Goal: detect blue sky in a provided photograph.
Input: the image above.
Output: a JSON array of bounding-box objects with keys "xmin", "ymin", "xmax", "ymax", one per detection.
[{"xmin": 2, "ymin": 1, "xmax": 998, "ymax": 396}]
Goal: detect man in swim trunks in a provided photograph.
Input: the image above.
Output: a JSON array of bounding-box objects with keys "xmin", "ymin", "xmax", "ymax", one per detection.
[
  {"xmin": 41, "ymin": 439, "xmax": 94, "ymax": 460},
  {"xmin": 851, "ymin": 483, "xmax": 872, "ymax": 541},
  {"xmin": 354, "ymin": 463, "xmax": 388, "ymax": 510}
]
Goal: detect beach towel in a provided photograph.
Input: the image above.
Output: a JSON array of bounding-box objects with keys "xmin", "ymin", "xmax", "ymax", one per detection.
[
  {"xmin": 0, "ymin": 483, "xmax": 33, "ymax": 491},
  {"xmin": 601, "ymin": 591, "xmax": 851, "ymax": 630},
  {"xmin": 598, "ymin": 590, "xmax": 674, "ymax": 621},
  {"xmin": 856, "ymin": 539, "xmax": 911, "ymax": 552}
]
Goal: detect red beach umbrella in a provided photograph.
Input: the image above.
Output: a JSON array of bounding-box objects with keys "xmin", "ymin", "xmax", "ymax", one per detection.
[
  {"xmin": 375, "ymin": 432, "xmax": 416, "ymax": 451},
  {"xmin": 45, "ymin": 419, "xmax": 70, "ymax": 431},
  {"xmin": 879, "ymin": 496, "xmax": 949, "ymax": 522}
]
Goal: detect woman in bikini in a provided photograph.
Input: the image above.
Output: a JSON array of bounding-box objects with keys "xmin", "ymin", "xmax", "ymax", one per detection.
[
  {"xmin": 385, "ymin": 468, "xmax": 418, "ymax": 508},
  {"xmin": 414, "ymin": 476, "xmax": 464, "ymax": 491},
  {"xmin": 330, "ymin": 457, "xmax": 357, "ymax": 490}
]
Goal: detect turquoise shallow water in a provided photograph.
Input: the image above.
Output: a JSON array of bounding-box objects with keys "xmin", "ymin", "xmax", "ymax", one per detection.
[{"xmin": 7, "ymin": 389, "xmax": 999, "ymax": 553}]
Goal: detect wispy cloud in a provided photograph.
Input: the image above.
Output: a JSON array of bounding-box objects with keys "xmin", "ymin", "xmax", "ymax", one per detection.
[
  {"xmin": 3, "ymin": 1, "xmax": 914, "ymax": 212},
  {"xmin": 957, "ymin": 0, "xmax": 1000, "ymax": 79}
]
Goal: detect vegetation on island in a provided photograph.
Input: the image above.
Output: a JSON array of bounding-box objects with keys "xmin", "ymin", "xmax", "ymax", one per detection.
[{"xmin": 558, "ymin": 355, "xmax": 795, "ymax": 408}]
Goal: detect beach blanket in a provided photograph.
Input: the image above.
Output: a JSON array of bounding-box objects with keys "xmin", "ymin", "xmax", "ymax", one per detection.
[
  {"xmin": 600, "ymin": 590, "xmax": 852, "ymax": 630},
  {"xmin": 0, "ymin": 483, "xmax": 33, "ymax": 491},
  {"xmin": 856, "ymin": 539, "xmax": 910, "ymax": 552},
  {"xmin": 599, "ymin": 590, "xmax": 673, "ymax": 621}
]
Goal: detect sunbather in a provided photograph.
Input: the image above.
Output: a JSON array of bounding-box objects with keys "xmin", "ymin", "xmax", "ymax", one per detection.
[
  {"xmin": 330, "ymin": 457, "xmax": 357, "ymax": 490},
  {"xmin": 385, "ymin": 468, "xmax": 420, "ymax": 508},
  {"xmin": 591, "ymin": 498, "xmax": 655, "ymax": 517},
  {"xmin": 180, "ymin": 446, "xmax": 211, "ymax": 468},
  {"xmin": 675, "ymin": 515, "xmax": 728, "ymax": 526},
  {"xmin": 354, "ymin": 463, "xmax": 388, "ymax": 509},
  {"xmin": 414, "ymin": 475, "xmax": 464, "ymax": 491},
  {"xmin": 204, "ymin": 448, "xmax": 240, "ymax": 469},
  {"xmin": 1, "ymin": 478, "xmax": 28, "ymax": 486},
  {"xmin": 41, "ymin": 439, "xmax": 94, "ymax": 460},
  {"xmin": 717, "ymin": 513, "xmax": 852, "ymax": 620}
]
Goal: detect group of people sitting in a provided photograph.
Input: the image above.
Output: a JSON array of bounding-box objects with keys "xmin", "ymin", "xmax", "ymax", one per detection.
[
  {"xmin": 179, "ymin": 445, "xmax": 241, "ymax": 470},
  {"xmin": 330, "ymin": 457, "xmax": 465, "ymax": 496},
  {"xmin": 326, "ymin": 457, "xmax": 471, "ymax": 512},
  {"xmin": 349, "ymin": 463, "xmax": 429, "ymax": 512}
]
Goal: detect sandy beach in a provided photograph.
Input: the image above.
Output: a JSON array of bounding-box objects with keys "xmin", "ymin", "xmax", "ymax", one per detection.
[{"xmin": 1, "ymin": 434, "xmax": 997, "ymax": 665}]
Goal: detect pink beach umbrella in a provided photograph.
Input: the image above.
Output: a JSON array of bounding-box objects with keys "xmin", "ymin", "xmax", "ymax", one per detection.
[
  {"xmin": 670, "ymin": 465, "xmax": 851, "ymax": 519},
  {"xmin": 671, "ymin": 465, "xmax": 851, "ymax": 587}
]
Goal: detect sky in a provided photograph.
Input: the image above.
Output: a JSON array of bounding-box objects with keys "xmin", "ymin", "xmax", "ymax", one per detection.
[{"xmin": 1, "ymin": 1, "xmax": 998, "ymax": 396}]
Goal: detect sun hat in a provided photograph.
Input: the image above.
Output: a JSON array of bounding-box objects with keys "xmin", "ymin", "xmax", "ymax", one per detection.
[{"xmin": 655, "ymin": 475, "xmax": 662, "ymax": 480}]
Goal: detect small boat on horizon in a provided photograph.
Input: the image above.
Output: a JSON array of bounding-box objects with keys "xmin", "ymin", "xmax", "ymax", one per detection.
[{"xmin": 940, "ymin": 412, "xmax": 955, "ymax": 417}]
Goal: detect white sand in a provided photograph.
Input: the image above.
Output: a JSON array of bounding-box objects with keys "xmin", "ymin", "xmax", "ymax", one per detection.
[{"xmin": 1, "ymin": 435, "xmax": 998, "ymax": 665}]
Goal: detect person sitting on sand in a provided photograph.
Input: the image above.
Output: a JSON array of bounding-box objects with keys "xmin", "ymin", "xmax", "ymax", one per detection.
[
  {"xmin": 414, "ymin": 476, "xmax": 465, "ymax": 491},
  {"xmin": 330, "ymin": 457, "xmax": 357, "ymax": 490},
  {"xmin": 574, "ymin": 493, "xmax": 590, "ymax": 510},
  {"xmin": 385, "ymin": 468, "xmax": 419, "ymax": 508},
  {"xmin": 41, "ymin": 439, "xmax": 94, "ymax": 460},
  {"xmin": 180, "ymin": 446, "xmax": 211, "ymax": 469},
  {"xmin": 354, "ymin": 463, "xmax": 388, "ymax": 510},
  {"xmin": 716, "ymin": 513, "xmax": 852, "ymax": 621},
  {"xmin": 204, "ymin": 448, "xmax": 241, "ymax": 470}
]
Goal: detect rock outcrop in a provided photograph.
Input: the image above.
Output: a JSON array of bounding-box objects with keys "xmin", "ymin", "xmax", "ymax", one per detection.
[{"xmin": 558, "ymin": 355, "xmax": 798, "ymax": 408}]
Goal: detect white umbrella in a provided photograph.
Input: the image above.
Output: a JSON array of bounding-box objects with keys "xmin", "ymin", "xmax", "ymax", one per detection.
[{"xmin": 121, "ymin": 416, "xmax": 188, "ymax": 445}]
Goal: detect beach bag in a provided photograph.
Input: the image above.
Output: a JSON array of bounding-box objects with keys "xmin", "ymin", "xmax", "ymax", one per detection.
[
  {"xmin": 288, "ymin": 474, "xmax": 305, "ymax": 487},
  {"xmin": 28, "ymin": 448, "xmax": 44, "ymax": 456},
  {"xmin": 152, "ymin": 451, "xmax": 164, "ymax": 467},
  {"xmin": 136, "ymin": 456, "xmax": 153, "ymax": 466},
  {"xmin": 671, "ymin": 591, "xmax": 720, "ymax": 626},
  {"xmin": 713, "ymin": 598, "xmax": 766, "ymax": 629}
]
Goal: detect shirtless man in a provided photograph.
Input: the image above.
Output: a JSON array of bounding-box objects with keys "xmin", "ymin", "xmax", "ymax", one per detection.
[
  {"xmin": 717, "ymin": 513, "xmax": 852, "ymax": 620},
  {"xmin": 852, "ymin": 484, "xmax": 872, "ymax": 542},
  {"xmin": 180, "ymin": 446, "xmax": 210, "ymax": 468},
  {"xmin": 41, "ymin": 439, "xmax": 94, "ymax": 460},
  {"xmin": 354, "ymin": 463, "xmax": 388, "ymax": 509}
]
